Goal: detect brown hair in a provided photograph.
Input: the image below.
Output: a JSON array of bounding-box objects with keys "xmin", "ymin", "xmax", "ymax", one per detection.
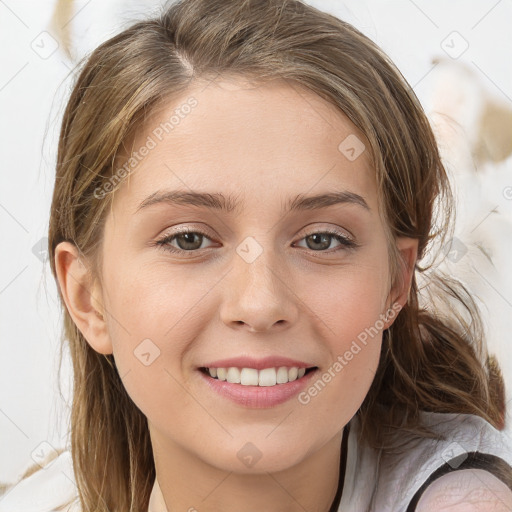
[{"xmin": 45, "ymin": 0, "xmax": 505, "ymax": 509}]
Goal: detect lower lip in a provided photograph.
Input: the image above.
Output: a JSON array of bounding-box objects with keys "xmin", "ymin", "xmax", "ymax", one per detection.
[{"xmin": 198, "ymin": 369, "xmax": 318, "ymax": 408}]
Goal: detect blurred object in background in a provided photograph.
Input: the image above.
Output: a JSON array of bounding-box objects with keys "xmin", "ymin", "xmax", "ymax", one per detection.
[
  {"xmin": 50, "ymin": 0, "xmax": 165, "ymax": 63},
  {"xmin": 423, "ymin": 56, "xmax": 512, "ymax": 425}
]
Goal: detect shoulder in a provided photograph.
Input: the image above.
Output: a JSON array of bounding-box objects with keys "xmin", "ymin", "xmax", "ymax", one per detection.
[
  {"xmin": 406, "ymin": 449, "xmax": 512, "ymax": 511},
  {"xmin": 415, "ymin": 468, "xmax": 512, "ymax": 511},
  {"xmin": 371, "ymin": 412, "xmax": 512, "ymax": 510}
]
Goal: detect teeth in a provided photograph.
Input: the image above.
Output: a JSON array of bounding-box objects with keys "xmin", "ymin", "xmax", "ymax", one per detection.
[
  {"xmin": 259, "ymin": 368, "xmax": 276, "ymax": 387},
  {"xmin": 276, "ymin": 367, "xmax": 289, "ymax": 384},
  {"xmin": 205, "ymin": 366, "xmax": 312, "ymax": 386},
  {"xmin": 226, "ymin": 367, "xmax": 241, "ymax": 384},
  {"xmin": 240, "ymin": 368, "xmax": 259, "ymax": 386}
]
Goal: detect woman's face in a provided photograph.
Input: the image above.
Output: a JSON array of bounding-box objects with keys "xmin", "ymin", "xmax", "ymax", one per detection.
[{"xmin": 64, "ymin": 77, "xmax": 416, "ymax": 473}]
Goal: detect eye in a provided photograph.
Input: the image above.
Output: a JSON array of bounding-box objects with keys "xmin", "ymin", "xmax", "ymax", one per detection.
[
  {"xmin": 294, "ymin": 229, "xmax": 358, "ymax": 252},
  {"xmin": 155, "ymin": 227, "xmax": 215, "ymax": 254}
]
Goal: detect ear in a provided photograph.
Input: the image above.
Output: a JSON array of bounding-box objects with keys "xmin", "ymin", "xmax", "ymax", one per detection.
[
  {"xmin": 54, "ymin": 241, "xmax": 113, "ymax": 354},
  {"xmin": 383, "ymin": 237, "xmax": 418, "ymax": 329}
]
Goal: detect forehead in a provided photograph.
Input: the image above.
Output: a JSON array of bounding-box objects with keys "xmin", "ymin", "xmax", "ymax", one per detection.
[{"xmin": 111, "ymin": 77, "xmax": 377, "ymax": 215}]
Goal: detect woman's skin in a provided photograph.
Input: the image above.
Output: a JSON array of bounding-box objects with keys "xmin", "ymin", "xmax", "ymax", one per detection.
[
  {"xmin": 55, "ymin": 77, "xmax": 418, "ymax": 512},
  {"xmin": 416, "ymin": 469, "xmax": 512, "ymax": 511}
]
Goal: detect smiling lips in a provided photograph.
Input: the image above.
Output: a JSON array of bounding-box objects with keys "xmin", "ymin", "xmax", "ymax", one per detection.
[
  {"xmin": 199, "ymin": 359, "xmax": 319, "ymax": 408},
  {"xmin": 198, "ymin": 356, "xmax": 317, "ymax": 390}
]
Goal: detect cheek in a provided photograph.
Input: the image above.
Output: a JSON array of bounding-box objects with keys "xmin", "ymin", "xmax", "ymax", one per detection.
[
  {"xmin": 300, "ymin": 257, "xmax": 390, "ymax": 343},
  {"xmin": 104, "ymin": 260, "xmax": 213, "ymax": 345},
  {"xmin": 100, "ymin": 262, "xmax": 218, "ymax": 412},
  {"xmin": 296, "ymin": 270, "xmax": 385, "ymax": 428},
  {"xmin": 298, "ymin": 259, "xmax": 388, "ymax": 385}
]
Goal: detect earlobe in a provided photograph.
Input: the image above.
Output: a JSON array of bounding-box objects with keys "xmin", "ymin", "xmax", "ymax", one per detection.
[
  {"xmin": 384, "ymin": 237, "xmax": 419, "ymax": 329},
  {"xmin": 54, "ymin": 241, "xmax": 113, "ymax": 355}
]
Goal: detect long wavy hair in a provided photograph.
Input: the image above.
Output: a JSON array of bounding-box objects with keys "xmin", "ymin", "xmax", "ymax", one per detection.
[{"xmin": 43, "ymin": 0, "xmax": 505, "ymax": 509}]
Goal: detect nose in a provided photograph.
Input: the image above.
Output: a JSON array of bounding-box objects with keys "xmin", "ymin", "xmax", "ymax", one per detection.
[{"xmin": 219, "ymin": 247, "xmax": 299, "ymax": 333}]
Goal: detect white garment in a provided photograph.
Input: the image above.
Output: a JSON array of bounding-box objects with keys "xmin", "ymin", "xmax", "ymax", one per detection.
[
  {"xmin": 339, "ymin": 411, "xmax": 512, "ymax": 511},
  {"xmin": 2, "ymin": 411, "xmax": 512, "ymax": 511},
  {"xmin": 0, "ymin": 450, "xmax": 79, "ymax": 512}
]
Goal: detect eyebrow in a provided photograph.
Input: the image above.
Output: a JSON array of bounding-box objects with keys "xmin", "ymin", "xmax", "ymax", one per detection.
[{"xmin": 135, "ymin": 189, "xmax": 370, "ymax": 215}]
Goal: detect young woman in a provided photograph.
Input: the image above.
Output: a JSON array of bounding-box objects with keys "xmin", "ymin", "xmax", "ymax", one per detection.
[{"xmin": 3, "ymin": 0, "xmax": 512, "ymax": 510}]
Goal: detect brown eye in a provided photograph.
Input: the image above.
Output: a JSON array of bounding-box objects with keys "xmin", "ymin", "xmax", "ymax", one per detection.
[
  {"xmin": 295, "ymin": 230, "xmax": 357, "ymax": 252},
  {"xmin": 173, "ymin": 232, "xmax": 205, "ymax": 251},
  {"xmin": 305, "ymin": 233, "xmax": 332, "ymax": 251},
  {"xmin": 155, "ymin": 228, "xmax": 214, "ymax": 254}
]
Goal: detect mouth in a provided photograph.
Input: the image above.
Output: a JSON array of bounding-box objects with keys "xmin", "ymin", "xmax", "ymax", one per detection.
[{"xmin": 199, "ymin": 366, "xmax": 318, "ymax": 387}]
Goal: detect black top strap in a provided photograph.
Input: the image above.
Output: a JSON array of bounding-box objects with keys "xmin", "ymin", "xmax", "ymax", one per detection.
[{"xmin": 406, "ymin": 452, "xmax": 512, "ymax": 511}]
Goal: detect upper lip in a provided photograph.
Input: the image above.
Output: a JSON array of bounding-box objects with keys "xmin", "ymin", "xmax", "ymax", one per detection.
[{"xmin": 199, "ymin": 356, "xmax": 316, "ymax": 370}]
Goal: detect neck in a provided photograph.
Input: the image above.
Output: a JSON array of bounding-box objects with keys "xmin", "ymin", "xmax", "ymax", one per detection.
[{"xmin": 149, "ymin": 428, "xmax": 345, "ymax": 512}]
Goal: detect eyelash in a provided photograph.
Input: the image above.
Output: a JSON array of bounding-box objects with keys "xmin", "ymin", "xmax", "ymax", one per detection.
[{"xmin": 154, "ymin": 227, "xmax": 358, "ymax": 256}]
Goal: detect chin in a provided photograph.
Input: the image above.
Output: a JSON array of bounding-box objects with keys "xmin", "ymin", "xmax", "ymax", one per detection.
[{"xmin": 197, "ymin": 436, "xmax": 319, "ymax": 475}]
